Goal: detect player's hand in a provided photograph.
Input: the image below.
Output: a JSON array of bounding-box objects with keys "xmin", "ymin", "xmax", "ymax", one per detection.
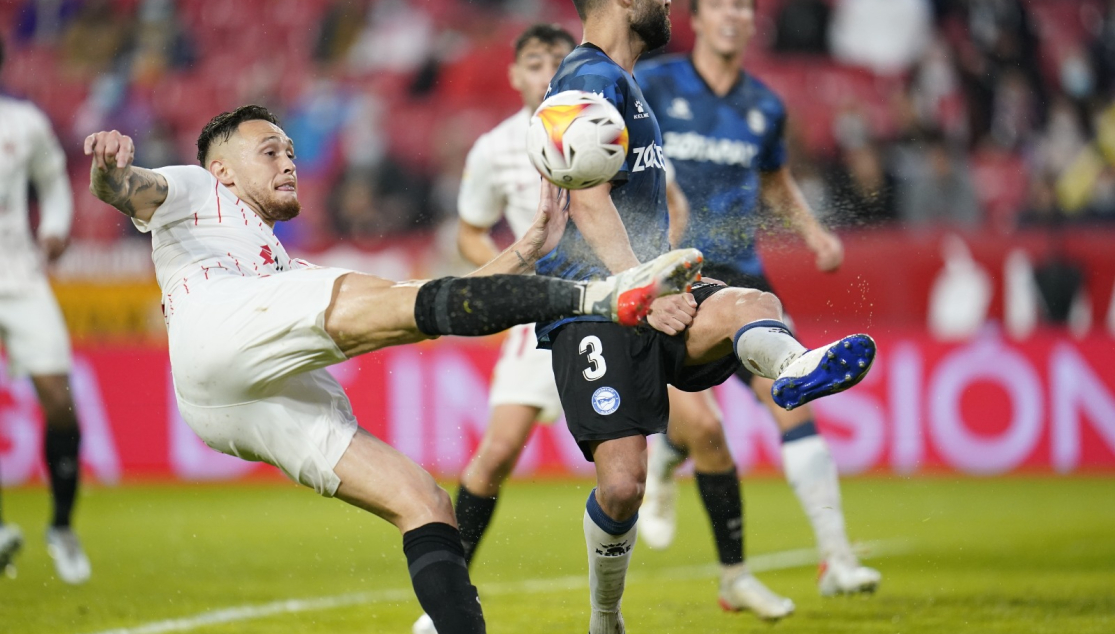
[
  {"xmin": 646, "ymin": 293, "xmax": 697, "ymax": 335},
  {"xmin": 39, "ymin": 236, "xmax": 68, "ymax": 264},
  {"xmin": 521, "ymin": 180, "xmax": 570, "ymax": 260},
  {"xmin": 807, "ymin": 229, "xmax": 843, "ymax": 272},
  {"xmin": 84, "ymin": 130, "xmax": 135, "ymax": 173}
]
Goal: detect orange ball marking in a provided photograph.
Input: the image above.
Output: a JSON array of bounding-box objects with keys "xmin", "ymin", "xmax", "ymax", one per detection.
[
  {"xmin": 539, "ymin": 104, "xmax": 590, "ymax": 155},
  {"xmin": 614, "ymin": 126, "xmax": 630, "ymax": 153}
]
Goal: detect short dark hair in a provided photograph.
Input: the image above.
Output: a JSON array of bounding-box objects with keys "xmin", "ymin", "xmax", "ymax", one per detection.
[
  {"xmin": 514, "ymin": 23, "xmax": 576, "ymax": 58},
  {"xmin": 691, "ymin": 0, "xmax": 757, "ymax": 15},
  {"xmin": 571, "ymin": 0, "xmax": 603, "ymax": 21},
  {"xmin": 196, "ymin": 105, "xmax": 281, "ymax": 165}
]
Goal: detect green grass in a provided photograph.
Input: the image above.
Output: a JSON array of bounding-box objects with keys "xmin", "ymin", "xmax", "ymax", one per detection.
[{"xmin": 1, "ymin": 477, "xmax": 1113, "ymax": 633}]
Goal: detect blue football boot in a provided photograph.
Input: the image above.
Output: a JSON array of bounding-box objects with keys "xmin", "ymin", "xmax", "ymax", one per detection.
[{"xmin": 771, "ymin": 334, "xmax": 876, "ymax": 410}]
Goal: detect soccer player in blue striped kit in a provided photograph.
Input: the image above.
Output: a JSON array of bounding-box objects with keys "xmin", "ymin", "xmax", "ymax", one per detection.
[
  {"xmin": 541, "ymin": 0, "xmax": 878, "ymax": 631},
  {"xmin": 635, "ymin": 0, "xmax": 882, "ymax": 609}
]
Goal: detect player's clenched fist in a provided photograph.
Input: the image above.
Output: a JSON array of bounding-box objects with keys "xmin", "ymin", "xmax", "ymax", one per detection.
[
  {"xmin": 85, "ymin": 130, "xmax": 167, "ymax": 221},
  {"xmin": 84, "ymin": 130, "xmax": 135, "ymax": 172}
]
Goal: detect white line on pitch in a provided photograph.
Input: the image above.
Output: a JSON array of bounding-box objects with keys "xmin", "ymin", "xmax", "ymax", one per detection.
[{"xmin": 81, "ymin": 539, "xmax": 908, "ymax": 634}]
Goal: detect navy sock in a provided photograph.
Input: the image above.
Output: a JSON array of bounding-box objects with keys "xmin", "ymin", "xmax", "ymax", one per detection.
[
  {"xmin": 455, "ymin": 486, "xmax": 498, "ymax": 566},
  {"xmin": 44, "ymin": 427, "xmax": 81, "ymax": 528},
  {"xmin": 403, "ymin": 522, "xmax": 485, "ymax": 634},
  {"xmin": 413, "ymin": 276, "xmax": 581, "ymax": 337},
  {"xmin": 586, "ymin": 488, "xmax": 638, "ymax": 535},
  {"xmin": 781, "ymin": 421, "xmax": 819, "ymax": 444},
  {"xmin": 696, "ymin": 468, "xmax": 744, "ymax": 566}
]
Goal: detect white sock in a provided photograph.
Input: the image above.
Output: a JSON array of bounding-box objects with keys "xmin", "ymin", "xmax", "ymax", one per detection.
[
  {"xmin": 781, "ymin": 435, "xmax": 857, "ymax": 564},
  {"xmin": 720, "ymin": 561, "xmax": 751, "ymax": 587},
  {"xmin": 734, "ymin": 320, "xmax": 806, "ymax": 379},
  {"xmin": 649, "ymin": 434, "xmax": 687, "ymax": 478},
  {"xmin": 584, "ymin": 509, "xmax": 637, "ymax": 614}
]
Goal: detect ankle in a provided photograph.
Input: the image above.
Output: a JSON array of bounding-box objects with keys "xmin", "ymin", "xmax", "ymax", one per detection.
[{"xmin": 720, "ymin": 562, "xmax": 749, "ymax": 586}]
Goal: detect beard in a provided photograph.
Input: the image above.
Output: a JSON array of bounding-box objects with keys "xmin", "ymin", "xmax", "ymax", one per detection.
[
  {"xmin": 246, "ymin": 183, "xmax": 302, "ymax": 223},
  {"xmin": 267, "ymin": 195, "xmax": 301, "ymax": 222},
  {"xmin": 631, "ymin": 0, "xmax": 671, "ymax": 53}
]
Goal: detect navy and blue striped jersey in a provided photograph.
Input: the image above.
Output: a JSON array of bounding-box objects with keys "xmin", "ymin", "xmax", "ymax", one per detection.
[
  {"xmin": 637, "ymin": 55, "xmax": 787, "ymax": 277},
  {"xmin": 535, "ymin": 44, "xmax": 671, "ymax": 343},
  {"xmin": 536, "ymin": 44, "xmax": 670, "ymax": 283}
]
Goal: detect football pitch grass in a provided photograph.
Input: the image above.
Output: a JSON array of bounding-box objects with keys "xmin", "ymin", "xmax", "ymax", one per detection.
[{"xmin": 1, "ymin": 477, "xmax": 1112, "ymax": 634}]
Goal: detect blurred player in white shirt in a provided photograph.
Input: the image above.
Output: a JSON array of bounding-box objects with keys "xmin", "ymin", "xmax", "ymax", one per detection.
[
  {"xmin": 0, "ymin": 37, "xmax": 91, "ymax": 584},
  {"xmin": 412, "ymin": 24, "xmax": 575, "ymax": 634},
  {"xmin": 85, "ymin": 103, "xmax": 700, "ymax": 634}
]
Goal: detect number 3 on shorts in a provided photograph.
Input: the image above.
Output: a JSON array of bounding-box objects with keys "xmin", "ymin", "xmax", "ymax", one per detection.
[{"xmin": 579, "ymin": 335, "xmax": 607, "ymax": 381}]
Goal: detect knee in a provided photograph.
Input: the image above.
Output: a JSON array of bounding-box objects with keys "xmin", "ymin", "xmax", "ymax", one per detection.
[
  {"xmin": 701, "ymin": 288, "xmax": 783, "ymax": 327},
  {"xmin": 421, "ymin": 483, "xmax": 455, "ymax": 523},
  {"xmin": 739, "ymin": 289, "xmax": 782, "ymax": 319},
  {"xmin": 597, "ymin": 478, "xmax": 644, "ymax": 518},
  {"xmin": 399, "ymin": 472, "xmax": 455, "ymax": 524}
]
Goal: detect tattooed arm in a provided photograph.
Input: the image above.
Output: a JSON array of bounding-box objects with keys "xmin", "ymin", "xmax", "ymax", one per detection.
[{"xmin": 85, "ymin": 130, "xmax": 168, "ymax": 222}]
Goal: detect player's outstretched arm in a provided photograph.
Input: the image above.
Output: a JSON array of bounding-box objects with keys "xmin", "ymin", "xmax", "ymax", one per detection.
[
  {"xmin": 760, "ymin": 167, "xmax": 843, "ymax": 272},
  {"xmin": 469, "ymin": 181, "xmax": 569, "ymax": 277},
  {"xmin": 570, "ymin": 182, "xmax": 695, "ymax": 335},
  {"xmin": 568, "ymin": 182, "xmax": 643, "ymax": 273},
  {"xmin": 85, "ymin": 130, "xmax": 167, "ymax": 223}
]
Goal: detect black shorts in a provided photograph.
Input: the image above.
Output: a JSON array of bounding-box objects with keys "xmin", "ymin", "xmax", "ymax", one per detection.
[
  {"xmin": 550, "ymin": 282, "xmax": 740, "ymax": 461},
  {"xmin": 699, "ymin": 265, "xmax": 776, "ymax": 294}
]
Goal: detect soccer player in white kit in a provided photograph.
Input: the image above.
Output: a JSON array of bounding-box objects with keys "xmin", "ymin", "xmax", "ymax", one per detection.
[
  {"xmin": 0, "ymin": 36, "xmax": 92, "ymax": 585},
  {"xmin": 411, "ymin": 24, "xmax": 576, "ymax": 634},
  {"xmin": 84, "ymin": 104, "xmax": 702, "ymax": 634}
]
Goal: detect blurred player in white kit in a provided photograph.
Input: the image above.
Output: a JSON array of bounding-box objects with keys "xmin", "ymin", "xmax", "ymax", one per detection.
[
  {"xmin": 0, "ymin": 35, "xmax": 92, "ymax": 584},
  {"xmin": 84, "ymin": 102, "xmax": 700, "ymax": 634},
  {"xmin": 412, "ymin": 23, "xmax": 576, "ymax": 634}
]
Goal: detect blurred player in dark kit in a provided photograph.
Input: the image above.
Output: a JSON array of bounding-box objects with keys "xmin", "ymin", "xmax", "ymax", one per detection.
[{"xmin": 636, "ymin": 0, "xmax": 882, "ymax": 604}]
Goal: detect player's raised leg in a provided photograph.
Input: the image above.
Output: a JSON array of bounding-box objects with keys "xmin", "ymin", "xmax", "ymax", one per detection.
[
  {"xmin": 31, "ymin": 374, "xmax": 92, "ymax": 585},
  {"xmin": 751, "ymin": 376, "xmax": 881, "ymax": 595},
  {"xmin": 681, "ymin": 288, "xmax": 875, "ymax": 408},
  {"xmin": 333, "ymin": 430, "xmax": 486, "ymax": 634},
  {"xmin": 323, "ymin": 247, "xmax": 703, "ymax": 359}
]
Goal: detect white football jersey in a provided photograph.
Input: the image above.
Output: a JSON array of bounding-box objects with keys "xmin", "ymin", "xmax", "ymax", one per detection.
[
  {"xmin": 0, "ymin": 96, "xmax": 73, "ymax": 293},
  {"xmin": 134, "ymin": 166, "xmax": 312, "ymax": 321},
  {"xmin": 457, "ymin": 108, "xmax": 542, "ymax": 240}
]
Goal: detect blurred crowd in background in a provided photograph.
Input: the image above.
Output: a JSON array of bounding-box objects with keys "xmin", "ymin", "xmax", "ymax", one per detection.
[
  {"xmin": 2, "ymin": 0, "xmax": 1114, "ymax": 252},
  {"xmin": 0, "ymin": 0, "xmax": 1110, "ymax": 275}
]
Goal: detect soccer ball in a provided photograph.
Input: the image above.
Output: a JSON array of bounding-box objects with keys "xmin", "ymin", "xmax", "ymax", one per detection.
[{"xmin": 528, "ymin": 90, "xmax": 629, "ymax": 190}]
